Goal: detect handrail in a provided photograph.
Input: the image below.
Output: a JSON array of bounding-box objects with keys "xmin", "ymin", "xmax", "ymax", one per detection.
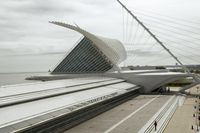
[
  {"xmin": 157, "ymin": 97, "xmax": 179, "ymax": 133},
  {"xmin": 138, "ymin": 95, "xmax": 178, "ymax": 133}
]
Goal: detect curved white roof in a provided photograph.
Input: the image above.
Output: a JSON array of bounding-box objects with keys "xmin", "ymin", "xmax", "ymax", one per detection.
[{"xmin": 50, "ymin": 21, "xmax": 127, "ymax": 65}]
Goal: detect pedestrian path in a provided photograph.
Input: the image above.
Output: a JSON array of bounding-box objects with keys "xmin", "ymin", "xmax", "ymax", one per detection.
[
  {"xmin": 64, "ymin": 95, "xmax": 171, "ymax": 133},
  {"xmin": 164, "ymin": 85, "xmax": 200, "ymax": 133}
]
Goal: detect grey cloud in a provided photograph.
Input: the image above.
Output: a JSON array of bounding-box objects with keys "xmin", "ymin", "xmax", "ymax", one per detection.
[
  {"xmin": 0, "ymin": 51, "xmax": 65, "ymax": 57},
  {"xmin": 2, "ymin": 0, "xmax": 78, "ymax": 15},
  {"xmin": 127, "ymin": 49, "xmax": 166, "ymax": 57},
  {"xmin": 0, "ymin": 0, "xmax": 200, "ymax": 72}
]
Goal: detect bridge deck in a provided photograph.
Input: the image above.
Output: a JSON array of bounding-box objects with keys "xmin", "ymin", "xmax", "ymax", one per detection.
[{"xmin": 64, "ymin": 95, "xmax": 172, "ymax": 133}]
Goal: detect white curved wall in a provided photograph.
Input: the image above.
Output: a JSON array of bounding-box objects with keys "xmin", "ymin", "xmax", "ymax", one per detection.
[
  {"xmin": 49, "ymin": 21, "xmax": 127, "ymax": 65},
  {"xmin": 117, "ymin": 72, "xmax": 191, "ymax": 93},
  {"xmin": 97, "ymin": 36, "xmax": 127, "ymax": 64}
]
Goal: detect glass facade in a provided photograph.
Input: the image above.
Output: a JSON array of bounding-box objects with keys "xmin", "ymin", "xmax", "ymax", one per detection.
[{"xmin": 52, "ymin": 37, "xmax": 113, "ymax": 74}]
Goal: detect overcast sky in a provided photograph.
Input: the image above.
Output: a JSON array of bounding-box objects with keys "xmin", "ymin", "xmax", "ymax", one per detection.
[{"xmin": 0, "ymin": 0, "xmax": 200, "ymax": 72}]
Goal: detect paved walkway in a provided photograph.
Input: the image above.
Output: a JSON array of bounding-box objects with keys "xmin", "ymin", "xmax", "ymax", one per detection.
[
  {"xmin": 164, "ymin": 85, "xmax": 200, "ymax": 133},
  {"xmin": 64, "ymin": 95, "xmax": 172, "ymax": 133}
]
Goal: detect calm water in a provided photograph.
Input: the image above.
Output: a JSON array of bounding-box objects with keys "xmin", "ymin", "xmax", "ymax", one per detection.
[
  {"xmin": 0, "ymin": 54, "xmax": 63, "ymax": 86},
  {"xmin": 0, "ymin": 72, "xmax": 49, "ymax": 86}
]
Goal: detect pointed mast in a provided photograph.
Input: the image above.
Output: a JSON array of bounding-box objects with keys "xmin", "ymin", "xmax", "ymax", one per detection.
[{"xmin": 117, "ymin": 0, "xmax": 200, "ymax": 84}]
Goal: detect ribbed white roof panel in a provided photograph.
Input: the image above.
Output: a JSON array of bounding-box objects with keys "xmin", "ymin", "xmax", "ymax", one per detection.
[{"xmin": 50, "ymin": 21, "xmax": 127, "ymax": 65}]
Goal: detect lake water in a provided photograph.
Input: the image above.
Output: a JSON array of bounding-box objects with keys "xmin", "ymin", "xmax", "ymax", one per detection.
[
  {"xmin": 0, "ymin": 72, "xmax": 48, "ymax": 86},
  {"xmin": 0, "ymin": 54, "xmax": 64, "ymax": 86}
]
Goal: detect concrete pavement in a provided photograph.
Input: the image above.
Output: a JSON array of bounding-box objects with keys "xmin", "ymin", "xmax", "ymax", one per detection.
[
  {"xmin": 64, "ymin": 95, "xmax": 172, "ymax": 133},
  {"xmin": 164, "ymin": 85, "xmax": 200, "ymax": 133}
]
